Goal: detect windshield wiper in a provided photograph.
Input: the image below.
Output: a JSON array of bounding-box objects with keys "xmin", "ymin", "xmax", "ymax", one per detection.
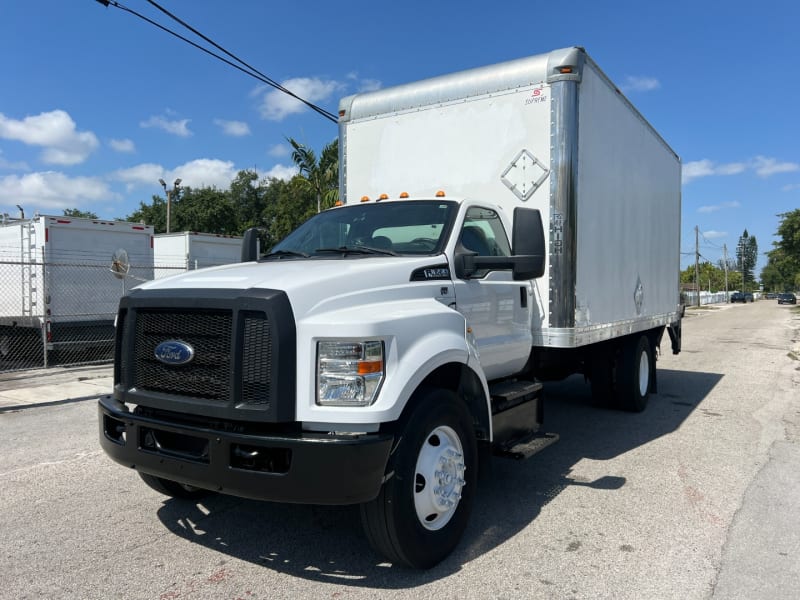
[
  {"xmin": 262, "ymin": 249, "xmax": 310, "ymax": 260},
  {"xmin": 315, "ymin": 245, "xmax": 398, "ymax": 256}
]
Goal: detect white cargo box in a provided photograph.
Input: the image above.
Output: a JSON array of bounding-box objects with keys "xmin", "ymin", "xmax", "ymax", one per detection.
[
  {"xmin": 154, "ymin": 232, "xmax": 242, "ymax": 279},
  {"xmin": 0, "ymin": 214, "xmax": 154, "ymax": 326},
  {"xmin": 339, "ymin": 46, "xmax": 681, "ymax": 348}
]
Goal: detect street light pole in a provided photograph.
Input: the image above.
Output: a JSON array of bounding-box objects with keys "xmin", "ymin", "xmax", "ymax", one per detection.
[{"xmin": 158, "ymin": 178, "xmax": 182, "ymax": 233}]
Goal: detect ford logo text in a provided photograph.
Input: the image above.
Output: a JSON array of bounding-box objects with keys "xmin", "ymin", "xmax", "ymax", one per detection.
[{"xmin": 154, "ymin": 340, "xmax": 195, "ymax": 366}]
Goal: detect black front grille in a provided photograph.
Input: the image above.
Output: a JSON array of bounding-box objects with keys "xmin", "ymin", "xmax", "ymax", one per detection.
[
  {"xmin": 241, "ymin": 312, "xmax": 272, "ymax": 406},
  {"xmin": 133, "ymin": 310, "xmax": 233, "ymax": 401},
  {"xmin": 115, "ymin": 288, "xmax": 296, "ymax": 423}
]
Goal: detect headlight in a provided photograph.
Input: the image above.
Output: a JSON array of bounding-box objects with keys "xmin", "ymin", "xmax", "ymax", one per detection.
[{"xmin": 317, "ymin": 340, "xmax": 384, "ymax": 406}]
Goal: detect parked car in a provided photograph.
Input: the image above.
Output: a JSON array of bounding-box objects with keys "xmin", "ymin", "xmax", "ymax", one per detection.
[
  {"xmin": 765, "ymin": 292, "xmax": 777, "ymax": 299},
  {"xmin": 777, "ymin": 293, "xmax": 797, "ymax": 305},
  {"xmin": 730, "ymin": 292, "xmax": 754, "ymax": 303}
]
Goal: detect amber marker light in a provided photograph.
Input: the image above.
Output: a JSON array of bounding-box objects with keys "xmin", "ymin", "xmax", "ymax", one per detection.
[
  {"xmin": 435, "ymin": 190, "xmax": 446, "ymax": 197},
  {"xmin": 399, "ymin": 192, "xmax": 410, "ymax": 198},
  {"xmin": 358, "ymin": 360, "xmax": 384, "ymax": 375},
  {"xmin": 361, "ymin": 196, "xmax": 370, "ymax": 202}
]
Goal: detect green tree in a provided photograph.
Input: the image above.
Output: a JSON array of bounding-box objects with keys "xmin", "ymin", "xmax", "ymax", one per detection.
[
  {"xmin": 761, "ymin": 209, "xmax": 800, "ymax": 291},
  {"xmin": 680, "ymin": 262, "xmax": 740, "ymax": 292},
  {"xmin": 125, "ymin": 195, "xmax": 167, "ymax": 232},
  {"xmin": 63, "ymin": 208, "xmax": 98, "ymax": 219},
  {"xmin": 172, "ymin": 186, "xmax": 239, "ymax": 234},
  {"xmin": 775, "ymin": 209, "xmax": 800, "ymax": 264},
  {"xmin": 735, "ymin": 230, "xmax": 758, "ymax": 291},
  {"xmin": 260, "ymin": 176, "xmax": 317, "ymax": 250},
  {"xmin": 229, "ymin": 169, "xmax": 266, "ymax": 230},
  {"xmin": 761, "ymin": 248, "xmax": 798, "ymax": 292},
  {"xmin": 288, "ymin": 137, "xmax": 339, "ymax": 213}
]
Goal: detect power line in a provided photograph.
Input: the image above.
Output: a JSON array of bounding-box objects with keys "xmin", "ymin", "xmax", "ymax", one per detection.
[{"xmin": 94, "ymin": 0, "xmax": 338, "ymax": 123}]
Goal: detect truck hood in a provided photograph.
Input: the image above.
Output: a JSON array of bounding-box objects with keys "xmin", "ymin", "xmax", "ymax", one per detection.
[{"xmin": 134, "ymin": 256, "xmax": 451, "ymax": 318}]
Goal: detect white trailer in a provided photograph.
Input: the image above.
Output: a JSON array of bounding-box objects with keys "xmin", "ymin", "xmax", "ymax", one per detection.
[
  {"xmin": 153, "ymin": 232, "xmax": 242, "ymax": 279},
  {"xmin": 0, "ymin": 214, "xmax": 153, "ymax": 365},
  {"xmin": 100, "ymin": 47, "xmax": 682, "ymax": 569}
]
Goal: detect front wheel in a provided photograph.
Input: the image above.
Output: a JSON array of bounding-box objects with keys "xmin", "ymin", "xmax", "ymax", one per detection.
[{"xmin": 360, "ymin": 389, "xmax": 477, "ymax": 569}]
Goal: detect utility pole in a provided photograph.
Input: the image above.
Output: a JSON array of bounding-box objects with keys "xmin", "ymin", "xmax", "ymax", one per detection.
[
  {"xmin": 695, "ymin": 226, "xmax": 700, "ymax": 307},
  {"xmin": 723, "ymin": 244, "xmax": 729, "ymax": 302},
  {"xmin": 158, "ymin": 178, "xmax": 182, "ymax": 234}
]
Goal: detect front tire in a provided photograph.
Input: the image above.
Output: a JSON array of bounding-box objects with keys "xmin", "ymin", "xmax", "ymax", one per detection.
[{"xmin": 360, "ymin": 389, "xmax": 477, "ymax": 569}]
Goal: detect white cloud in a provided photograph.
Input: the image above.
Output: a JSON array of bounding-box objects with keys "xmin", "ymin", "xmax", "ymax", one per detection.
[
  {"xmin": 263, "ymin": 164, "xmax": 298, "ymax": 181},
  {"xmin": 166, "ymin": 159, "xmax": 239, "ymax": 189},
  {"xmin": 112, "ymin": 163, "xmax": 164, "ymax": 189},
  {"xmin": 0, "ymin": 149, "xmax": 29, "ymax": 171},
  {"xmin": 111, "ymin": 159, "xmax": 240, "ymax": 191},
  {"xmin": 781, "ymin": 183, "xmax": 800, "ymax": 192},
  {"xmin": 140, "ymin": 115, "xmax": 192, "ymax": 137},
  {"xmin": 683, "ymin": 156, "xmax": 799, "ymax": 184},
  {"xmin": 358, "ymin": 79, "xmax": 382, "ymax": 93},
  {"xmin": 703, "ymin": 230, "xmax": 727, "ymax": 239},
  {"xmin": 267, "ymin": 143, "xmax": 290, "ymax": 158},
  {"xmin": 346, "ymin": 72, "xmax": 382, "ymax": 93},
  {"xmin": 0, "ymin": 171, "xmax": 116, "ymax": 211},
  {"xmin": 0, "ymin": 110, "xmax": 99, "ymax": 165},
  {"xmin": 109, "ymin": 138, "xmax": 135, "ymax": 153},
  {"xmin": 683, "ymin": 159, "xmax": 747, "ymax": 183},
  {"xmin": 213, "ymin": 119, "xmax": 251, "ymax": 137},
  {"xmin": 621, "ymin": 76, "xmax": 660, "ymax": 93},
  {"xmin": 752, "ymin": 155, "xmax": 799, "ymax": 177},
  {"xmin": 258, "ymin": 77, "xmax": 341, "ymax": 121},
  {"xmin": 697, "ymin": 201, "xmax": 741, "ymax": 214}
]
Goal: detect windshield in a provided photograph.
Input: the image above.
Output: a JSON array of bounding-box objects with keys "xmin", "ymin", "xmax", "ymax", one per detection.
[{"xmin": 268, "ymin": 200, "xmax": 457, "ymax": 258}]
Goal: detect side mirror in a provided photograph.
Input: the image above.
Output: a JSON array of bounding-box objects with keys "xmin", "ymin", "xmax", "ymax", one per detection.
[
  {"xmin": 511, "ymin": 208, "xmax": 546, "ymax": 280},
  {"xmin": 241, "ymin": 227, "xmax": 259, "ymax": 262}
]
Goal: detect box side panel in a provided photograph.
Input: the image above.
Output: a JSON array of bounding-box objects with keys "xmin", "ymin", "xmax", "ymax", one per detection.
[
  {"xmin": 0, "ymin": 223, "xmax": 26, "ymax": 320},
  {"xmin": 154, "ymin": 235, "xmax": 188, "ymax": 279},
  {"xmin": 185, "ymin": 235, "xmax": 242, "ymax": 267},
  {"xmin": 343, "ymin": 85, "xmax": 554, "ymax": 328},
  {"xmin": 45, "ymin": 220, "xmax": 154, "ymax": 322},
  {"xmin": 573, "ymin": 64, "xmax": 681, "ymax": 335}
]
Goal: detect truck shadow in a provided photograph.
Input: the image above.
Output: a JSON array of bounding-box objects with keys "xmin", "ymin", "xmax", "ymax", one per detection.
[{"xmin": 155, "ymin": 367, "xmax": 722, "ymax": 587}]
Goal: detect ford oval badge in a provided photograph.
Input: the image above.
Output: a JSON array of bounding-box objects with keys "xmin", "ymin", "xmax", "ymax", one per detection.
[{"xmin": 154, "ymin": 340, "xmax": 195, "ymax": 366}]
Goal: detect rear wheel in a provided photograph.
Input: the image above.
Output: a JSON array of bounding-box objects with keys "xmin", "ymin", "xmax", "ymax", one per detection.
[
  {"xmin": 617, "ymin": 335, "xmax": 653, "ymax": 413},
  {"xmin": 589, "ymin": 348, "xmax": 617, "ymax": 408},
  {"xmin": 138, "ymin": 472, "xmax": 210, "ymax": 500},
  {"xmin": 360, "ymin": 389, "xmax": 477, "ymax": 569}
]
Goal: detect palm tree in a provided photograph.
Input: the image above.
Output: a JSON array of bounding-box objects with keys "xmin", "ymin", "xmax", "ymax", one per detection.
[{"xmin": 288, "ymin": 137, "xmax": 339, "ymax": 212}]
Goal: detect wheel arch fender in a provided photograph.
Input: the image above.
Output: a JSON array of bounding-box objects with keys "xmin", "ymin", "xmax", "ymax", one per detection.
[{"xmin": 391, "ymin": 361, "xmax": 492, "ymax": 444}]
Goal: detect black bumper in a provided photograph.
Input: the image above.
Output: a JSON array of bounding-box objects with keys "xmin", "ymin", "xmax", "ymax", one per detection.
[{"xmin": 99, "ymin": 396, "xmax": 393, "ymax": 505}]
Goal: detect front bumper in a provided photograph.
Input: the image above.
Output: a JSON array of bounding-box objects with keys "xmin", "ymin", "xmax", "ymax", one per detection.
[{"xmin": 99, "ymin": 396, "xmax": 393, "ymax": 505}]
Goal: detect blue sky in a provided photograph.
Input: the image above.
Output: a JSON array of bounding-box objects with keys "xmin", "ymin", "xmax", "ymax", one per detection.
[{"xmin": 1, "ymin": 0, "xmax": 797, "ymax": 274}]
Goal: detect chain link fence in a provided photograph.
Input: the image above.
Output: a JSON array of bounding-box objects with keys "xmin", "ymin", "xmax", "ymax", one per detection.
[{"xmin": 0, "ymin": 259, "xmax": 187, "ymax": 373}]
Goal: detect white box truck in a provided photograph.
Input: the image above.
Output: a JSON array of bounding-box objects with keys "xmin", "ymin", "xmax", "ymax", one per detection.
[
  {"xmin": 100, "ymin": 47, "xmax": 682, "ymax": 568},
  {"xmin": 154, "ymin": 232, "xmax": 243, "ymax": 280},
  {"xmin": 0, "ymin": 214, "xmax": 154, "ymax": 366}
]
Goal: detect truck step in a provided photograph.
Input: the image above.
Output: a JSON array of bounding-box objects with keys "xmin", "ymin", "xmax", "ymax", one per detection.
[{"xmin": 494, "ymin": 432, "xmax": 559, "ymax": 460}]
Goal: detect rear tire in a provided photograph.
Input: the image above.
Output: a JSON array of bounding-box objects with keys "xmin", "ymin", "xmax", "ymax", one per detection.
[
  {"xmin": 138, "ymin": 472, "xmax": 210, "ymax": 500},
  {"xmin": 589, "ymin": 349, "xmax": 617, "ymax": 408},
  {"xmin": 360, "ymin": 389, "xmax": 477, "ymax": 569},
  {"xmin": 617, "ymin": 335, "xmax": 653, "ymax": 413}
]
